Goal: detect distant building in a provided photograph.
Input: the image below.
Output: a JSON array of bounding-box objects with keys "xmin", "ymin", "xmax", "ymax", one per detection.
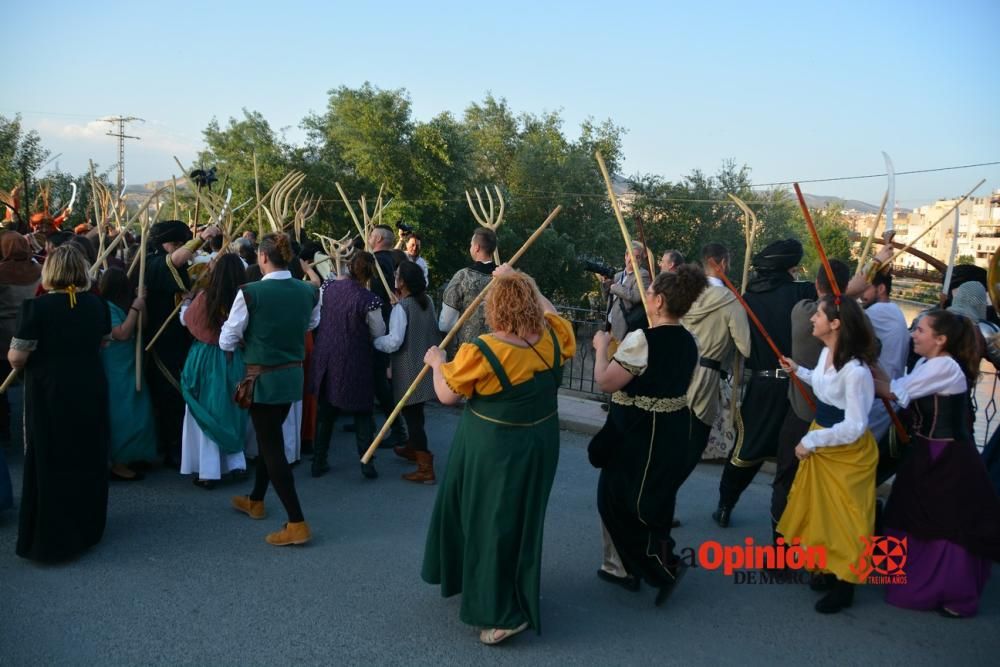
[{"xmin": 888, "ymin": 190, "xmax": 1000, "ymax": 271}]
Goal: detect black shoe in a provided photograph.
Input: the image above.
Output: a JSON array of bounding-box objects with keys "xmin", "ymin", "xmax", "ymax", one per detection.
[
  {"xmin": 192, "ymin": 477, "xmax": 216, "ymax": 490},
  {"xmin": 809, "ymin": 573, "xmax": 837, "ymax": 592},
  {"xmin": 361, "ymin": 461, "xmax": 378, "ymax": 479},
  {"xmin": 311, "ymin": 460, "xmax": 330, "ymax": 478},
  {"xmin": 654, "ymin": 563, "xmax": 688, "ymax": 607},
  {"xmin": 815, "ymin": 581, "xmax": 854, "ymax": 614},
  {"xmin": 938, "ymin": 606, "xmax": 963, "ymax": 619},
  {"xmin": 711, "ymin": 506, "xmax": 732, "ymax": 528},
  {"xmin": 596, "ymin": 569, "xmax": 640, "ymax": 592}
]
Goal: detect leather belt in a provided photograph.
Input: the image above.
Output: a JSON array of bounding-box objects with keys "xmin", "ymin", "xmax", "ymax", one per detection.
[
  {"xmin": 699, "ymin": 357, "xmax": 728, "ymax": 380},
  {"xmin": 756, "ymin": 368, "xmax": 790, "ymax": 379}
]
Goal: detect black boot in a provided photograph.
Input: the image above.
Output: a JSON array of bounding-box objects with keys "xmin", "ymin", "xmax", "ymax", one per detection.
[
  {"xmin": 815, "ymin": 579, "xmax": 854, "ymax": 614},
  {"xmin": 809, "ymin": 573, "xmax": 837, "ymax": 592},
  {"xmin": 712, "ymin": 505, "xmax": 732, "ymax": 528},
  {"xmin": 654, "ymin": 562, "xmax": 688, "ymax": 607}
]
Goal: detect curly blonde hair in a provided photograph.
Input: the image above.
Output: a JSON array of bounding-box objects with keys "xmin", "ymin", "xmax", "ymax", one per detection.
[{"xmin": 485, "ymin": 271, "xmax": 546, "ymax": 338}]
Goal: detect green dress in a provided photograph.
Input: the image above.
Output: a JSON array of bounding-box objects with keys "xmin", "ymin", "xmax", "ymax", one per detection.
[
  {"xmin": 180, "ymin": 341, "xmax": 247, "ymax": 454},
  {"xmin": 422, "ymin": 329, "xmax": 563, "ymax": 632},
  {"xmin": 100, "ymin": 303, "xmax": 156, "ymax": 464}
]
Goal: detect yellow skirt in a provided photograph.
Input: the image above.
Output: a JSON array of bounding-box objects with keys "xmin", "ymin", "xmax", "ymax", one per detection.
[{"xmin": 776, "ymin": 423, "xmax": 878, "ymax": 584}]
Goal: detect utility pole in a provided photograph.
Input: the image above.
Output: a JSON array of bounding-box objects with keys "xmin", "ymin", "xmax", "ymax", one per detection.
[{"xmin": 100, "ymin": 115, "xmax": 144, "ymax": 197}]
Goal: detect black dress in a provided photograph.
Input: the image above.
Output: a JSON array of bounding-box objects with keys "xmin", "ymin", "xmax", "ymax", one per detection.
[
  {"xmin": 15, "ymin": 292, "xmax": 111, "ymax": 561},
  {"xmin": 592, "ymin": 325, "xmax": 699, "ymax": 585}
]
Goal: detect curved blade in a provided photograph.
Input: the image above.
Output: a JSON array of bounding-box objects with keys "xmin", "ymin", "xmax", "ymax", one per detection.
[
  {"xmin": 66, "ymin": 182, "xmax": 78, "ymax": 211},
  {"xmin": 882, "ymin": 151, "xmax": 895, "ymax": 235}
]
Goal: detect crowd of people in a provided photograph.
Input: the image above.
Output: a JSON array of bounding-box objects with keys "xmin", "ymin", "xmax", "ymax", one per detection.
[{"xmin": 2, "ymin": 204, "xmax": 1000, "ymax": 645}]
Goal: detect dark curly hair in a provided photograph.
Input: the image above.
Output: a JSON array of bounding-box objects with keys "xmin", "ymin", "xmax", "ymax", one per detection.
[
  {"xmin": 349, "ymin": 251, "xmax": 376, "ymax": 286},
  {"xmin": 259, "ymin": 232, "xmax": 293, "ymax": 268},
  {"xmin": 650, "ymin": 263, "xmax": 707, "ymax": 318}
]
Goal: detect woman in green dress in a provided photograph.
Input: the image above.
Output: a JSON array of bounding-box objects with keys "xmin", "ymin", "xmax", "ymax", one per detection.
[
  {"xmin": 99, "ymin": 268, "xmax": 156, "ymax": 480},
  {"xmin": 422, "ymin": 264, "xmax": 575, "ymax": 645}
]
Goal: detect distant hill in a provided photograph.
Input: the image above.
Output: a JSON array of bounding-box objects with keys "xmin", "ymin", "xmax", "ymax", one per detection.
[{"xmin": 802, "ymin": 193, "xmax": 909, "ymax": 215}]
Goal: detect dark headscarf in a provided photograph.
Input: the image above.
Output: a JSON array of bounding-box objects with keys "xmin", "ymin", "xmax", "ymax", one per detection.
[
  {"xmin": 752, "ymin": 239, "xmax": 803, "ymax": 272},
  {"xmin": 0, "ymin": 231, "xmax": 42, "ymax": 286},
  {"xmin": 150, "ymin": 220, "xmax": 193, "ymax": 247}
]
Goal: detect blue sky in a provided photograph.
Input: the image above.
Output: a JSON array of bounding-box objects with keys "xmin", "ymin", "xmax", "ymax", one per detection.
[{"xmin": 6, "ymin": 0, "xmax": 999, "ymax": 207}]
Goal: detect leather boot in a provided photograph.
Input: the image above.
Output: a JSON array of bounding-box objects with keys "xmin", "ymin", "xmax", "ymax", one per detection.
[
  {"xmin": 311, "ymin": 438, "xmax": 330, "ymax": 478},
  {"xmin": 231, "ymin": 495, "xmax": 266, "ymax": 520},
  {"xmin": 402, "ymin": 451, "xmax": 435, "ymax": 484},
  {"xmin": 815, "ymin": 579, "xmax": 854, "ymax": 613},
  {"xmin": 265, "ymin": 521, "xmax": 311, "ymax": 546},
  {"xmin": 712, "ymin": 505, "xmax": 732, "ymax": 528},
  {"xmin": 394, "ymin": 442, "xmax": 418, "ymax": 462}
]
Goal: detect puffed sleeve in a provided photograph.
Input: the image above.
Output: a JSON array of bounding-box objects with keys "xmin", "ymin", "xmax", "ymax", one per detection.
[
  {"xmin": 613, "ymin": 328, "xmax": 649, "ymax": 376},
  {"xmin": 544, "ymin": 312, "xmax": 577, "ymax": 362},
  {"xmin": 441, "ymin": 342, "xmax": 490, "ymax": 398}
]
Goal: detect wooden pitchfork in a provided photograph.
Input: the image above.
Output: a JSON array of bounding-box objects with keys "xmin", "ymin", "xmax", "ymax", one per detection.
[{"xmin": 465, "ymin": 185, "xmax": 505, "ymax": 264}]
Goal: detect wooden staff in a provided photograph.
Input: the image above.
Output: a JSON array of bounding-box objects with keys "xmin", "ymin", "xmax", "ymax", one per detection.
[
  {"xmin": 88, "ymin": 232, "xmax": 127, "ymax": 278},
  {"xmin": 595, "ymin": 151, "xmax": 651, "ymax": 326},
  {"xmin": 634, "ymin": 215, "xmax": 656, "ymax": 279},
  {"xmin": 145, "ymin": 299, "xmax": 184, "ymax": 352},
  {"xmin": 360, "ymin": 205, "xmax": 563, "ymax": 464},
  {"xmin": 336, "ymin": 183, "xmax": 394, "ymax": 302},
  {"xmin": 713, "ymin": 265, "xmax": 814, "ymax": 410},
  {"xmin": 171, "ymin": 175, "xmax": 178, "ymax": 218},
  {"xmin": 856, "ymin": 190, "xmax": 888, "ymax": 273},
  {"xmin": 880, "ymin": 179, "xmax": 985, "ymax": 270},
  {"xmin": 0, "ymin": 369, "xmax": 18, "ymax": 394},
  {"xmin": 793, "ymin": 183, "xmax": 909, "ymax": 444},
  {"xmin": 135, "ymin": 223, "xmax": 149, "ymax": 391},
  {"xmin": 252, "ymin": 152, "xmax": 263, "ymax": 237}
]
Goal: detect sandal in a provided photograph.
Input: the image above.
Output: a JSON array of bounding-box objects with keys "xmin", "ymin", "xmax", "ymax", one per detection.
[{"xmin": 479, "ymin": 622, "xmax": 529, "ymax": 645}]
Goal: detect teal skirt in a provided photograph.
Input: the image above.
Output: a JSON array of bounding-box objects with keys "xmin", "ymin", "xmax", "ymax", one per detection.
[{"xmin": 180, "ymin": 342, "xmax": 247, "ymax": 454}]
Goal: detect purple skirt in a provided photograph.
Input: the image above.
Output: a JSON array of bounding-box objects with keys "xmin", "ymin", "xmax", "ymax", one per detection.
[{"xmin": 884, "ymin": 527, "xmax": 991, "ymax": 616}]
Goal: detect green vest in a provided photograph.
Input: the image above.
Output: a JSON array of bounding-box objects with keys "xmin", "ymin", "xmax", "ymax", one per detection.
[{"xmin": 242, "ymin": 277, "xmax": 318, "ymax": 404}]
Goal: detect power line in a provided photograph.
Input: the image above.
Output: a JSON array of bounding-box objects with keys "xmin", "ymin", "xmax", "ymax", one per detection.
[{"xmin": 748, "ymin": 161, "xmax": 1000, "ymax": 188}]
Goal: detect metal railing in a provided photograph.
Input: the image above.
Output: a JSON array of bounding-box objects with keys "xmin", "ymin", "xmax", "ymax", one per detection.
[{"xmin": 553, "ymin": 304, "xmax": 609, "ymax": 399}]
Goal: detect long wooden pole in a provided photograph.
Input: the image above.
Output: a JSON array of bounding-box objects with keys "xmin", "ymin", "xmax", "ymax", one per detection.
[
  {"xmin": 856, "ymin": 190, "xmax": 888, "ymax": 273},
  {"xmin": 793, "ymin": 183, "xmax": 908, "ymax": 444},
  {"xmin": 713, "ymin": 265, "xmax": 814, "ymax": 409},
  {"xmin": 336, "ymin": 183, "xmax": 394, "ymax": 302},
  {"xmin": 0, "ymin": 369, "xmax": 18, "ymax": 394},
  {"xmin": 880, "ymin": 179, "xmax": 985, "ymax": 270},
  {"xmin": 252, "ymin": 152, "xmax": 263, "ymax": 238},
  {"xmin": 595, "ymin": 151, "xmax": 651, "ymax": 326},
  {"xmin": 145, "ymin": 299, "xmax": 184, "ymax": 352},
  {"xmin": 360, "ymin": 205, "xmax": 563, "ymax": 464},
  {"xmin": 135, "ymin": 223, "xmax": 148, "ymax": 392},
  {"xmin": 634, "ymin": 215, "xmax": 656, "ymax": 279}
]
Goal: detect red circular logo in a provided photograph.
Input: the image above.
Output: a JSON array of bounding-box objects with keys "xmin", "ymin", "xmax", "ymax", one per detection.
[{"xmin": 869, "ymin": 536, "xmax": 907, "ymax": 575}]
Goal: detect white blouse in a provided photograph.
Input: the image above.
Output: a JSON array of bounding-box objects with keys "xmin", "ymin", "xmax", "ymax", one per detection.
[
  {"xmin": 889, "ymin": 356, "xmax": 967, "ymax": 408},
  {"xmin": 795, "ymin": 347, "xmax": 874, "ymax": 450}
]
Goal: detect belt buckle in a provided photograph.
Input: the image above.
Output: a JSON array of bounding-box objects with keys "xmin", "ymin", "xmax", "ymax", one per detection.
[{"xmin": 775, "ymin": 368, "xmax": 790, "ymax": 380}]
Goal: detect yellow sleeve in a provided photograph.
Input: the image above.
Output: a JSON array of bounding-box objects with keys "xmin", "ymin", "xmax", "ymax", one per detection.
[
  {"xmin": 544, "ymin": 312, "xmax": 577, "ymax": 362},
  {"xmin": 440, "ymin": 342, "xmax": 490, "ymax": 398}
]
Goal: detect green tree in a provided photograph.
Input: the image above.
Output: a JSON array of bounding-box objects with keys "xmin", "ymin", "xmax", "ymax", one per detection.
[{"xmin": 0, "ymin": 114, "xmax": 50, "ymax": 227}]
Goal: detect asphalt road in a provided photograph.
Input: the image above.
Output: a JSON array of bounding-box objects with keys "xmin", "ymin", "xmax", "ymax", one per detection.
[{"xmin": 1, "ymin": 403, "xmax": 997, "ymax": 666}]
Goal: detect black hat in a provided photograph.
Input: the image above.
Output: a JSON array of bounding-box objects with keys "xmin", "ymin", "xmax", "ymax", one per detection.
[
  {"xmin": 149, "ymin": 220, "xmax": 193, "ymax": 246},
  {"xmin": 944, "ymin": 264, "xmax": 987, "ymax": 290},
  {"xmin": 752, "ymin": 239, "xmax": 803, "ymax": 271}
]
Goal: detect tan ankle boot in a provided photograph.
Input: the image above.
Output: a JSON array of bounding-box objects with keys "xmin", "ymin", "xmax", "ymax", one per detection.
[
  {"xmin": 231, "ymin": 495, "xmax": 266, "ymax": 519},
  {"xmin": 393, "ymin": 442, "xmax": 418, "ymax": 461},
  {"xmin": 266, "ymin": 521, "xmax": 311, "ymax": 546},
  {"xmin": 402, "ymin": 451, "xmax": 435, "ymax": 484}
]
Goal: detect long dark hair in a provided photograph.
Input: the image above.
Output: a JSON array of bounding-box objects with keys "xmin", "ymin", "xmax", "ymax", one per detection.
[
  {"xmin": 99, "ymin": 267, "xmax": 132, "ymax": 313},
  {"xmin": 818, "ymin": 295, "xmax": 877, "ymax": 370},
  {"xmin": 924, "ymin": 309, "xmax": 979, "ymax": 386},
  {"xmin": 205, "ymin": 254, "xmax": 247, "ymax": 331},
  {"xmin": 398, "ymin": 260, "xmax": 429, "ymax": 310}
]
